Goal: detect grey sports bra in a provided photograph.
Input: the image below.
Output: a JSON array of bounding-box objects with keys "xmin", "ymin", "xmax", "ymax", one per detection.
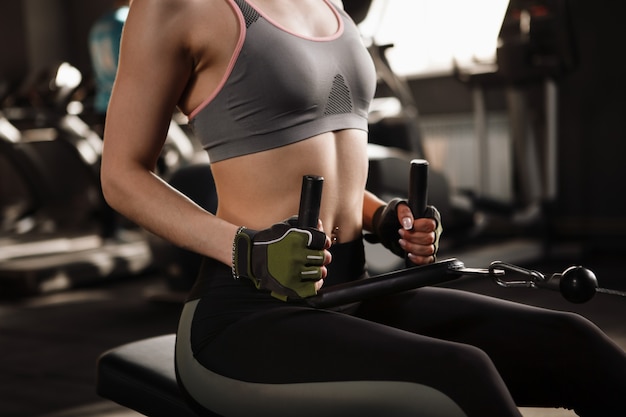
[{"xmin": 189, "ymin": 0, "xmax": 376, "ymax": 163}]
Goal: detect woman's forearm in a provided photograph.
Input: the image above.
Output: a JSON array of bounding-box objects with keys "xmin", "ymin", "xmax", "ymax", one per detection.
[{"xmin": 101, "ymin": 165, "xmax": 236, "ymax": 266}]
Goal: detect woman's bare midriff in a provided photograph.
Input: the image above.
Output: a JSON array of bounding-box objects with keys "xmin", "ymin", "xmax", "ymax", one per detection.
[{"xmin": 210, "ymin": 130, "xmax": 368, "ymax": 244}]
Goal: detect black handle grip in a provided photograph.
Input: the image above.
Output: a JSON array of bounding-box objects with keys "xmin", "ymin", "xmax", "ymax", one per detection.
[
  {"xmin": 406, "ymin": 159, "xmax": 429, "ymax": 267},
  {"xmin": 298, "ymin": 175, "xmax": 324, "ymax": 228},
  {"xmin": 408, "ymin": 159, "xmax": 429, "ymax": 218}
]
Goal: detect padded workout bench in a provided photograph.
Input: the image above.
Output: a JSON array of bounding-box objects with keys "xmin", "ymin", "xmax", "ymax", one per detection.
[
  {"xmin": 96, "ymin": 331, "xmax": 469, "ymax": 417},
  {"xmin": 97, "ymin": 334, "xmax": 202, "ymax": 417}
]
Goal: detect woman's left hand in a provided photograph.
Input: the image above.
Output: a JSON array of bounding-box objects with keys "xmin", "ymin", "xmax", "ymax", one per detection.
[
  {"xmin": 369, "ymin": 198, "xmax": 443, "ymax": 265},
  {"xmin": 395, "ymin": 203, "xmax": 441, "ymax": 265}
]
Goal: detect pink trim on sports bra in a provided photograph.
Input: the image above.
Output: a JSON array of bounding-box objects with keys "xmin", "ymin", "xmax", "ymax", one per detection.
[
  {"xmin": 188, "ymin": 0, "xmax": 345, "ymax": 120},
  {"xmin": 189, "ymin": 0, "xmax": 247, "ymax": 120}
]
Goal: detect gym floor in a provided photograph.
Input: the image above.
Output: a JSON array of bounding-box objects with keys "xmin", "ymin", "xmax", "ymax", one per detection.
[{"xmin": 1, "ymin": 247, "xmax": 624, "ymax": 417}]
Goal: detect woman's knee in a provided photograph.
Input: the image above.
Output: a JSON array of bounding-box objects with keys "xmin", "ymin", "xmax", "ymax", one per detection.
[
  {"xmin": 544, "ymin": 310, "xmax": 604, "ymax": 345},
  {"xmin": 422, "ymin": 343, "xmax": 520, "ymax": 416},
  {"xmin": 451, "ymin": 343, "xmax": 503, "ymax": 384}
]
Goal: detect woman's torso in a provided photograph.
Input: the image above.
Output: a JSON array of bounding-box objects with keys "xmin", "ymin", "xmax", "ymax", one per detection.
[{"xmin": 178, "ymin": 0, "xmax": 375, "ymax": 243}]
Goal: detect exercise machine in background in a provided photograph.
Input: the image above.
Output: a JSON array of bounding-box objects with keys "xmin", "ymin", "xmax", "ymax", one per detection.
[
  {"xmin": 0, "ymin": 63, "xmax": 198, "ymax": 297},
  {"xmin": 453, "ymin": 0, "xmax": 577, "ymax": 250}
]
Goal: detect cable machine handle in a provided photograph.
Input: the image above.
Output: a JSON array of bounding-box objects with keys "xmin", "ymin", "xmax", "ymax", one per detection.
[{"xmin": 298, "ymin": 175, "xmax": 324, "ymax": 228}]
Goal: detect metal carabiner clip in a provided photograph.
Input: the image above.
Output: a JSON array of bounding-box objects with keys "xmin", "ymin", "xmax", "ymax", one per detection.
[{"xmin": 488, "ymin": 261, "xmax": 546, "ymax": 289}]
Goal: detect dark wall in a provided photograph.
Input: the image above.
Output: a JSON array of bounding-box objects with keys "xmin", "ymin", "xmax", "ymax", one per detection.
[
  {"xmin": 66, "ymin": 0, "xmax": 115, "ymax": 72},
  {"xmin": 548, "ymin": 0, "xmax": 626, "ymax": 249},
  {"xmin": 0, "ymin": 1, "xmax": 29, "ymax": 83},
  {"xmin": 1, "ymin": 0, "xmax": 625, "ymax": 250},
  {"xmin": 0, "ymin": 0, "xmax": 112, "ymax": 85}
]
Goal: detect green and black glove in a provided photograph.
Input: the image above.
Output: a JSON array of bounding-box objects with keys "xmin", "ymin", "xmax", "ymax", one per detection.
[
  {"xmin": 232, "ymin": 218, "xmax": 327, "ymax": 301},
  {"xmin": 366, "ymin": 198, "xmax": 443, "ymax": 259}
]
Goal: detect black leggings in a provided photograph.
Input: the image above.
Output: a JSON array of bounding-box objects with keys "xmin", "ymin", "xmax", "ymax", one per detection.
[{"xmin": 184, "ymin": 242, "xmax": 626, "ymax": 416}]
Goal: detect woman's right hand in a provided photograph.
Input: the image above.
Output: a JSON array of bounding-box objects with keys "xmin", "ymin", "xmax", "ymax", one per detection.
[{"xmin": 232, "ymin": 218, "xmax": 332, "ymax": 301}]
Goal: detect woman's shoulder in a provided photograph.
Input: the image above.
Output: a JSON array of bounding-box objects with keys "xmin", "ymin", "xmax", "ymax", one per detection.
[
  {"xmin": 125, "ymin": 0, "xmax": 235, "ymax": 50},
  {"xmin": 127, "ymin": 0, "xmax": 228, "ymax": 29}
]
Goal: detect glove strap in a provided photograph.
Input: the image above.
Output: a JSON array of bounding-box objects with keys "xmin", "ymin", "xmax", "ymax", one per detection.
[
  {"xmin": 232, "ymin": 226, "xmax": 255, "ymax": 281},
  {"xmin": 370, "ymin": 198, "xmax": 406, "ymax": 258},
  {"xmin": 363, "ymin": 204, "xmax": 386, "ymax": 244}
]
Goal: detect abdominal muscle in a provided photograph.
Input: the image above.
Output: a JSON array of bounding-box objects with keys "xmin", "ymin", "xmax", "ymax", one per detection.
[{"xmin": 210, "ymin": 129, "xmax": 369, "ymax": 243}]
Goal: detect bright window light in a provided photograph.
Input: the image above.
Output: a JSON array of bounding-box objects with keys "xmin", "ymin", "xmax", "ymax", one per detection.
[{"xmin": 359, "ymin": 0, "xmax": 510, "ymax": 77}]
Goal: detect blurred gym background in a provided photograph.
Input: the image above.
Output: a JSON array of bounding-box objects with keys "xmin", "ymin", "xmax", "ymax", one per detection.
[{"xmin": 1, "ymin": 1, "xmax": 625, "ymax": 416}]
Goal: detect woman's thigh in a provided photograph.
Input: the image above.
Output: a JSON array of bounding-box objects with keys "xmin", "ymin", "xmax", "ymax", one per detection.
[
  {"xmin": 355, "ymin": 286, "xmax": 625, "ymax": 410},
  {"xmin": 194, "ymin": 301, "xmax": 521, "ymax": 416}
]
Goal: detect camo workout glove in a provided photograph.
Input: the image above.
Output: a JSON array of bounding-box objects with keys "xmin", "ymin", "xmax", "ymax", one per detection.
[
  {"xmin": 367, "ymin": 198, "xmax": 443, "ymax": 259},
  {"xmin": 232, "ymin": 219, "xmax": 327, "ymax": 301}
]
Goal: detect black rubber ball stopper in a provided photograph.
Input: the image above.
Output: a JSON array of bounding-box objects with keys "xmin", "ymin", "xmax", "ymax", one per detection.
[{"xmin": 559, "ymin": 266, "xmax": 598, "ymax": 304}]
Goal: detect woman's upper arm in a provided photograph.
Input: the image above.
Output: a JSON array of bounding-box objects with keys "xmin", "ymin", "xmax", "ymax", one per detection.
[{"xmin": 102, "ymin": 0, "xmax": 194, "ymax": 175}]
